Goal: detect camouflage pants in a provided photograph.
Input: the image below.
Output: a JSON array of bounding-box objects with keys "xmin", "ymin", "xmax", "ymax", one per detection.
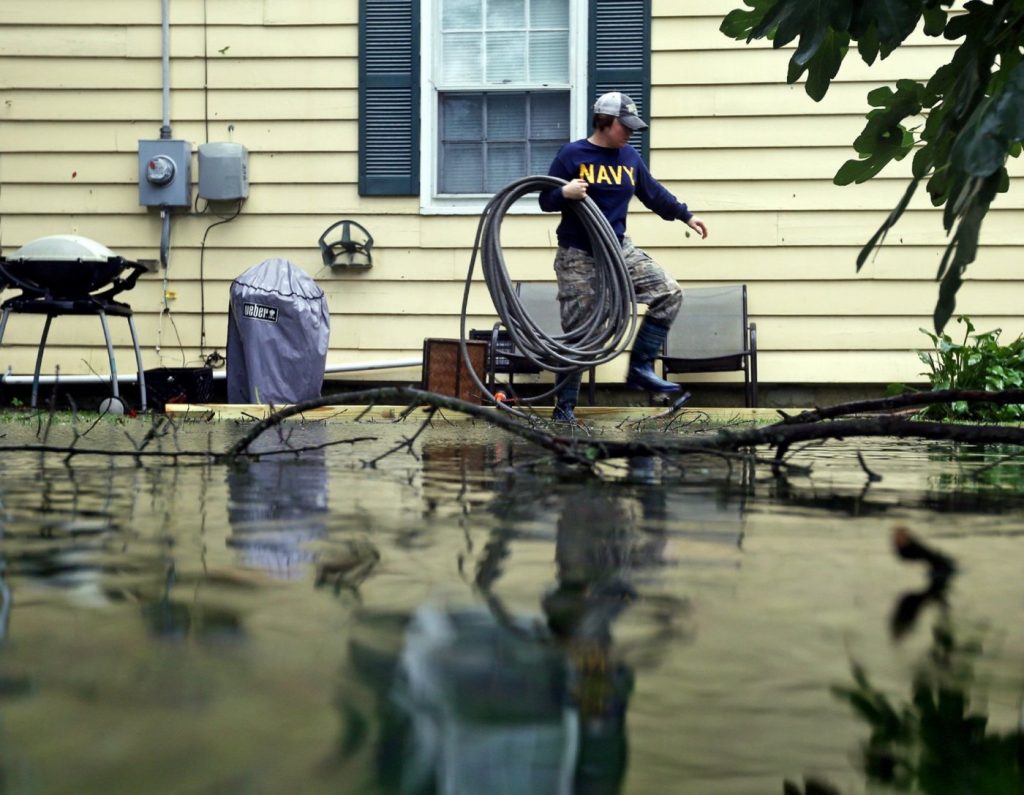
[{"xmin": 552, "ymin": 237, "xmax": 682, "ymax": 333}]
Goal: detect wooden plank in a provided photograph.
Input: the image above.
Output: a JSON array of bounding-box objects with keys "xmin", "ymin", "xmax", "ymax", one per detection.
[
  {"xmin": 653, "ymin": 147, "xmax": 1024, "ymax": 179},
  {"xmin": 0, "ymin": 57, "xmax": 205, "ymax": 89},
  {"xmin": 163, "ymin": 402, "xmax": 796, "ymax": 423},
  {"xmin": 0, "ymin": 0, "xmax": 260, "ymax": 25},
  {"xmin": 0, "ymin": 84, "xmax": 893, "ymax": 122},
  {"xmin": 16, "ymin": 176, "xmax": 1006, "ymax": 216},
  {"xmin": 653, "ymin": 0, "xmax": 745, "ymax": 15},
  {"xmin": 654, "ymin": 45, "xmax": 954, "ymax": 85},
  {"xmin": 652, "ymin": 115, "xmax": 871, "ymax": 149},
  {"xmin": 0, "ymin": 3, "xmax": 351, "ymax": 26},
  {"xmin": 262, "ymin": 0, "xmax": 358, "ymax": 25},
  {"xmin": 202, "ymin": 25, "xmax": 356, "ymax": 59},
  {"xmin": 653, "ymin": 82, "xmax": 887, "ymax": 117},
  {"xmin": 85, "ymin": 277, "xmax": 1011, "ymax": 318},
  {"xmin": 652, "ymin": 16, "xmax": 954, "ymax": 51},
  {"xmin": 0, "ymin": 89, "xmax": 206, "ymax": 122},
  {"xmin": 207, "ymin": 58, "xmax": 357, "ymax": 89},
  {"xmin": 0, "ymin": 81, "xmax": 355, "ymax": 118},
  {"xmin": 0, "ymin": 26, "xmax": 129, "ymax": 57},
  {"xmin": 4, "ymin": 206, "xmax": 1022, "ymax": 252},
  {"xmin": 0, "ymin": 119, "xmax": 356, "ymax": 153}
]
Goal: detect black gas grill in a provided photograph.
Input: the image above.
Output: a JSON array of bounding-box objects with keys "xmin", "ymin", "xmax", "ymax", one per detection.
[{"xmin": 0, "ymin": 235, "xmax": 148, "ymax": 409}]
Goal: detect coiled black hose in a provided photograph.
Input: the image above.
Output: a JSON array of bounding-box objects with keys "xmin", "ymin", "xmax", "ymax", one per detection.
[{"xmin": 459, "ymin": 175, "xmax": 638, "ymax": 408}]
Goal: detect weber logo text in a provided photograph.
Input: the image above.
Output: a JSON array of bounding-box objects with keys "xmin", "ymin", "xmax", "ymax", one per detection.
[{"xmin": 243, "ymin": 302, "xmax": 279, "ymax": 323}]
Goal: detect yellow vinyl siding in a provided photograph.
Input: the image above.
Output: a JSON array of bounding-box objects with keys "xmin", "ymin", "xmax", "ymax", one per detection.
[{"xmin": 0, "ymin": 0, "xmax": 1021, "ymax": 391}]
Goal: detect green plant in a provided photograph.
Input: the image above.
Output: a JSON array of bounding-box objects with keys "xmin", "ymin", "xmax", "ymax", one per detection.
[{"xmin": 917, "ymin": 316, "xmax": 1024, "ymax": 421}]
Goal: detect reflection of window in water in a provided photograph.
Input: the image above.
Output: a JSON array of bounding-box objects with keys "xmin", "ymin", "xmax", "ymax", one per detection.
[{"xmin": 226, "ymin": 427, "xmax": 330, "ymax": 580}]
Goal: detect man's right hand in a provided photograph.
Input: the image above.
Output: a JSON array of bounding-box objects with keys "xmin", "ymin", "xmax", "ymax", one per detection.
[{"xmin": 561, "ymin": 178, "xmax": 588, "ymax": 201}]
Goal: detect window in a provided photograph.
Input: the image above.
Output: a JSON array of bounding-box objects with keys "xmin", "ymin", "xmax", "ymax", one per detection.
[
  {"xmin": 358, "ymin": 0, "xmax": 651, "ymax": 204},
  {"xmin": 433, "ymin": 0, "xmax": 573, "ymax": 196},
  {"xmin": 425, "ymin": 0, "xmax": 583, "ymax": 209}
]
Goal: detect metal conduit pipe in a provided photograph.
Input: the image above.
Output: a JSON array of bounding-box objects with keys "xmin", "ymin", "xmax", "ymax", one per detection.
[
  {"xmin": 160, "ymin": 0, "xmax": 171, "ymax": 139},
  {"xmin": 1, "ymin": 358, "xmax": 424, "ymax": 386},
  {"xmin": 159, "ymin": 0, "xmax": 173, "ymax": 266}
]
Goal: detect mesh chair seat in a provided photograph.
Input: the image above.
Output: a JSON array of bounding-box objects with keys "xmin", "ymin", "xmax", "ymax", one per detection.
[
  {"xmin": 471, "ymin": 282, "xmax": 596, "ymax": 404},
  {"xmin": 662, "ymin": 284, "xmax": 758, "ymax": 407}
]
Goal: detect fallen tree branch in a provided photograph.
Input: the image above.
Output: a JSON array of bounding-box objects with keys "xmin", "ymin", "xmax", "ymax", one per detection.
[
  {"xmin": 222, "ymin": 387, "xmax": 1024, "ymax": 469},
  {"xmin": 780, "ymin": 388, "xmax": 1024, "ymax": 424}
]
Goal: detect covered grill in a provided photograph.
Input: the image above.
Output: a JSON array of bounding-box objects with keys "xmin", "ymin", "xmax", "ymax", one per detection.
[{"xmin": 0, "ymin": 234, "xmax": 149, "ymax": 410}]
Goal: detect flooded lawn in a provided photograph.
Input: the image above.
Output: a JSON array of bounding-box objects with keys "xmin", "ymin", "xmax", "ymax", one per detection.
[{"xmin": 0, "ymin": 415, "xmax": 1021, "ymax": 794}]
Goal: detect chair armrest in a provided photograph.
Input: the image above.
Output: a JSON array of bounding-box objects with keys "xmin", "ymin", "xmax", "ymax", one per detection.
[{"xmin": 748, "ymin": 321, "xmax": 757, "ymax": 354}]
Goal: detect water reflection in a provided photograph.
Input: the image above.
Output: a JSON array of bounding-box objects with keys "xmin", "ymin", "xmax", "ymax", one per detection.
[
  {"xmin": 0, "ymin": 425, "xmax": 1020, "ymax": 794},
  {"xmin": 828, "ymin": 618, "xmax": 1024, "ymax": 794},
  {"xmin": 785, "ymin": 529, "xmax": 1024, "ymax": 794},
  {"xmin": 226, "ymin": 426, "xmax": 330, "ymax": 579},
  {"xmin": 339, "ymin": 449, "xmax": 705, "ymax": 794}
]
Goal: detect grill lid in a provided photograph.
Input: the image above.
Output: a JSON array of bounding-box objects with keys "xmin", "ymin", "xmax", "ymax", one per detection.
[
  {"xmin": 7, "ymin": 234, "xmax": 117, "ymax": 263},
  {"xmin": 0, "ymin": 234, "xmax": 142, "ymax": 299}
]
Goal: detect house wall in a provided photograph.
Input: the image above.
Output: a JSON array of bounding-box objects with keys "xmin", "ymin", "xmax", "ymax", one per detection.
[{"xmin": 1, "ymin": 0, "xmax": 1021, "ymax": 393}]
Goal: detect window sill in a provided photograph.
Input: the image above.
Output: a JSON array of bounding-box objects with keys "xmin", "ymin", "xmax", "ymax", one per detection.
[{"xmin": 420, "ymin": 194, "xmax": 551, "ymax": 216}]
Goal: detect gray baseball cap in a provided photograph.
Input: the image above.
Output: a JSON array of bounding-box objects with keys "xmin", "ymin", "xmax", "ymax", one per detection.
[{"xmin": 592, "ymin": 91, "xmax": 648, "ymax": 130}]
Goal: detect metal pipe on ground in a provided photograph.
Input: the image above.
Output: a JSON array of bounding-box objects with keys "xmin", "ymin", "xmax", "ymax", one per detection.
[{"xmin": 1, "ymin": 358, "xmax": 423, "ymax": 387}]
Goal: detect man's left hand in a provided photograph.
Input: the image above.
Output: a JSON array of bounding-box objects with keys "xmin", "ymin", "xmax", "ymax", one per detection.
[{"xmin": 686, "ymin": 217, "xmax": 708, "ymax": 239}]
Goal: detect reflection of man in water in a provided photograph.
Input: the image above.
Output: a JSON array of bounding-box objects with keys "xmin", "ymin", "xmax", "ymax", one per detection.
[
  {"xmin": 543, "ymin": 478, "xmax": 669, "ymax": 794},
  {"xmin": 381, "ymin": 468, "xmax": 669, "ymax": 795}
]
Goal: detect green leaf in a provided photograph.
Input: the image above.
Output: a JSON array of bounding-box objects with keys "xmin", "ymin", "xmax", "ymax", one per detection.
[
  {"xmin": 922, "ymin": 6, "xmax": 948, "ymax": 36},
  {"xmin": 856, "ymin": 21, "xmax": 881, "ymax": 64},
  {"xmin": 720, "ymin": 0, "xmax": 776, "ymax": 40},
  {"xmin": 951, "ymin": 61, "xmax": 1024, "ymax": 177},
  {"xmin": 855, "ymin": 178, "xmax": 921, "ymax": 269},
  {"xmin": 835, "ymin": 156, "xmax": 885, "ymax": 186},
  {"xmin": 933, "ymin": 181, "xmax": 995, "ymax": 332},
  {"xmin": 852, "ymin": 0, "xmax": 922, "ymax": 59},
  {"xmin": 803, "ymin": 29, "xmax": 851, "ymax": 99}
]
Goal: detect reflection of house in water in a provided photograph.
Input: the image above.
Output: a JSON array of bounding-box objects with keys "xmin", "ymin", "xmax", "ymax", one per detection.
[
  {"xmin": 226, "ymin": 426, "xmax": 330, "ymax": 579},
  {"xmin": 0, "ymin": 464, "xmax": 141, "ymax": 610}
]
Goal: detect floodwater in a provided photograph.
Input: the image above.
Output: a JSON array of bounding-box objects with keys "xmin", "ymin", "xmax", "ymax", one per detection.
[{"xmin": 0, "ymin": 414, "xmax": 1021, "ymax": 795}]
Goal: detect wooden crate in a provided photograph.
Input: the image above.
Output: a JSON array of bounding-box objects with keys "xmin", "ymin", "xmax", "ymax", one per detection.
[{"xmin": 422, "ymin": 338, "xmax": 488, "ymax": 404}]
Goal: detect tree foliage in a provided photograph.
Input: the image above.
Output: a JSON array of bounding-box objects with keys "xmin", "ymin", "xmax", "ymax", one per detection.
[{"xmin": 721, "ymin": 0, "xmax": 1024, "ymax": 332}]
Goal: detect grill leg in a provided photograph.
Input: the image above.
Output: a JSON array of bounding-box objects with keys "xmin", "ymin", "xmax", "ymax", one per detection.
[
  {"xmin": 31, "ymin": 314, "xmax": 55, "ymax": 409},
  {"xmin": 0, "ymin": 308, "xmax": 10, "ymax": 346},
  {"xmin": 127, "ymin": 314, "xmax": 146, "ymax": 411},
  {"xmin": 97, "ymin": 310, "xmax": 120, "ymax": 400}
]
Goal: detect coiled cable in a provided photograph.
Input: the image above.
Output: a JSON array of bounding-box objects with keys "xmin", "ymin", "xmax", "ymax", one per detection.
[{"xmin": 459, "ymin": 175, "xmax": 637, "ymax": 410}]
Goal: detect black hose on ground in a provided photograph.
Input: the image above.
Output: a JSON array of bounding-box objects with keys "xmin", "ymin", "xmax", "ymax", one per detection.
[{"xmin": 459, "ymin": 175, "xmax": 638, "ymax": 413}]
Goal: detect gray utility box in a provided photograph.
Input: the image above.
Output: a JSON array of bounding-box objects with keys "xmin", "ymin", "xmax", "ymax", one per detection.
[
  {"xmin": 198, "ymin": 142, "xmax": 249, "ymax": 201},
  {"xmin": 138, "ymin": 139, "xmax": 193, "ymax": 208}
]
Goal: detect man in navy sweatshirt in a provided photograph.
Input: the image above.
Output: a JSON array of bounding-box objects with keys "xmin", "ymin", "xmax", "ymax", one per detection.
[{"xmin": 539, "ymin": 92, "xmax": 708, "ymax": 423}]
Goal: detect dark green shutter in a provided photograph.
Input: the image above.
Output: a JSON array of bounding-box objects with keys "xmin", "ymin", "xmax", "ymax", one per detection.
[
  {"xmin": 359, "ymin": 0, "xmax": 420, "ymax": 196},
  {"xmin": 589, "ymin": 0, "xmax": 652, "ymax": 164}
]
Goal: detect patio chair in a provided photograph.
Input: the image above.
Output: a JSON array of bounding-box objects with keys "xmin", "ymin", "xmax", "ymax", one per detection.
[
  {"xmin": 661, "ymin": 284, "xmax": 758, "ymax": 407},
  {"xmin": 470, "ymin": 282, "xmax": 596, "ymax": 404}
]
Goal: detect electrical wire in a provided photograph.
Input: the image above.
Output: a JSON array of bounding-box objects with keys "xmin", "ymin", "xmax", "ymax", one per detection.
[
  {"xmin": 198, "ymin": 200, "xmax": 242, "ymax": 365},
  {"xmin": 459, "ymin": 175, "xmax": 638, "ymax": 411}
]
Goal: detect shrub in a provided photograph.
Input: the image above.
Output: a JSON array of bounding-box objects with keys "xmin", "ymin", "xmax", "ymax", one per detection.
[{"xmin": 917, "ymin": 316, "xmax": 1024, "ymax": 421}]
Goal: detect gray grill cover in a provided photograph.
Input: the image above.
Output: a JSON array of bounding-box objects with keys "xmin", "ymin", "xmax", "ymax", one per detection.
[{"xmin": 226, "ymin": 258, "xmax": 330, "ymax": 404}]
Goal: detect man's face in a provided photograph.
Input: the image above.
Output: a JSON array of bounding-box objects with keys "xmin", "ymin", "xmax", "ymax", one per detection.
[{"xmin": 608, "ymin": 118, "xmax": 635, "ymax": 147}]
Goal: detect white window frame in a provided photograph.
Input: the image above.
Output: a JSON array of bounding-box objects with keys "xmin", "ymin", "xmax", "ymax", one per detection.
[{"xmin": 419, "ymin": 0, "xmax": 589, "ymax": 215}]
